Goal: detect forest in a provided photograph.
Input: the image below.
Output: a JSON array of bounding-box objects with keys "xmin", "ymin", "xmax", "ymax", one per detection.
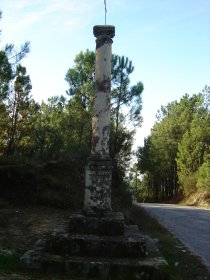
[
  {"xmin": 0, "ymin": 10, "xmax": 209, "ymax": 206},
  {"xmin": 136, "ymin": 87, "xmax": 210, "ymax": 201}
]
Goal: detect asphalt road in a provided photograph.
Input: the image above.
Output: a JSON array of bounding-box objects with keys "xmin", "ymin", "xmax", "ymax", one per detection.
[{"xmin": 138, "ymin": 203, "xmax": 210, "ymax": 270}]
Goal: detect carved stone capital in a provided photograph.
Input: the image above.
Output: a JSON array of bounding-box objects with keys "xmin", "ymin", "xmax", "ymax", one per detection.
[
  {"xmin": 93, "ymin": 25, "xmax": 115, "ymax": 49},
  {"xmin": 93, "ymin": 25, "xmax": 115, "ymax": 38}
]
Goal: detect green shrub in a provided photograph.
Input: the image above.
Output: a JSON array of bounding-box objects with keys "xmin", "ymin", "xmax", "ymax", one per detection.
[
  {"xmin": 196, "ymin": 161, "xmax": 210, "ymax": 189},
  {"xmin": 182, "ymin": 174, "xmax": 197, "ymax": 195}
]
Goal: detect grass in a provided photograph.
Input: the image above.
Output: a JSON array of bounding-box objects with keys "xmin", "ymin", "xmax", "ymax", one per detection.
[
  {"xmin": 128, "ymin": 205, "xmax": 210, "ymax": 280},
  {"xmin": 0, "ymin": 254, "xmax": 19, "ymax": 273}
]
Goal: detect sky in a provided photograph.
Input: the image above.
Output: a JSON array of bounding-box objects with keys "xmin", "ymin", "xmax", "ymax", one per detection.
[{"xmin": 1, "ymin": 0, "xmax": 210, "ymax": 148}]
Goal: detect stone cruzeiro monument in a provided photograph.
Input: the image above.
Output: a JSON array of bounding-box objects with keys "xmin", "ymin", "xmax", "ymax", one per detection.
[{"xmin": 20, "ymin": 25, "xmax": 169, "ymax": 280}]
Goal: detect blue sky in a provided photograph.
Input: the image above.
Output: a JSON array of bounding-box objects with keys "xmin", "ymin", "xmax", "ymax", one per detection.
[{"xmin": 1, "ymin": 0, "xmax": 210, "ymax": 148}]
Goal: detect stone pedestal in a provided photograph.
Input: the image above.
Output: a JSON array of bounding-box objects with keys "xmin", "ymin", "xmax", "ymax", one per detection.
[{"xmin": 84, "ymin": 156, "xmax": 112, "ymax": 214}]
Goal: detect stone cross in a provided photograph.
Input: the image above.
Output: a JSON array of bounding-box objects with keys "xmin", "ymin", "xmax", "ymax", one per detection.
[{"xmin": 84, "ymin": 25, "xmax": 115, "ymax": 215}]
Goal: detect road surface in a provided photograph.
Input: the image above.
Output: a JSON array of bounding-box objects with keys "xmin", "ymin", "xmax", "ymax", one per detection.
[{"xmin": 138, "ymin": 203, "xmax": 210, "ymax": 270}]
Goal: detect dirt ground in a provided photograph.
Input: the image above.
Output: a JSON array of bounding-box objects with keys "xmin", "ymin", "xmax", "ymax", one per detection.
[{"xmin": 0, "ymin": 200, "xmax": 72, "ymax": 279}]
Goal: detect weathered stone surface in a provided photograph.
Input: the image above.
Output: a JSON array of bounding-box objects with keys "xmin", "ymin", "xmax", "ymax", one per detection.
[
  {"xmin": 45, "ymin": 225, "xmax": 146, "ymax": 258},
  {"xmin": 20, "ymin": 219, "xmax": 169, "ymax": 279},
  {"xmin": 91, "ymin": 26, "xmax": 114, "ymax": 157},
  {"xmin": 41, "ymin": 254, "xmax": 169, "ymax": 280},
  {"xmin": 20, "ymin": 238, "xmax": 47, "ymax": 269},
  {"xmin": 93, "ymin": 25, "xmax": 115, "ymax": 39},
  {"xmin": 84, "ymin": 156, "xmax": 112, "ymax": 214},
  {"xmin": 69, "ymin": 212, "xmax": 124, "ymax": 236},
  {"xmin": 84, "ymin": 25, "xmax": 115, "ymax": 214}
]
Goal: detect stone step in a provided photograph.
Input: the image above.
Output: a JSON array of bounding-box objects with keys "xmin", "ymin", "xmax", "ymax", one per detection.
[
  {"xmin": 45, "ymin": 225, "xmax": 146, "ymax": 258},
  {"xmin": 41, "ymin": 254, "xmax": 169, "ymax": 280},
  {"xmin": 69, "ymin": 212, "xmax": 125, "ymax": 236}
]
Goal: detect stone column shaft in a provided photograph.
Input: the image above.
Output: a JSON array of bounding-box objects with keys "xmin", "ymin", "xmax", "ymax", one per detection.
[
  {"xmin": 91, "ymin": 28, "xmax": 113, "ymax": 155},
  {"xmin": 84, "ymin": 25, "xmax": 115, "ymax": 215}
]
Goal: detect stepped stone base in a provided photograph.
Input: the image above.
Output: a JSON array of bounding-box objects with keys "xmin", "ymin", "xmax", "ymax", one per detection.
[
  {"xmin": 42, "ymin": 255, "xmax": 169, "ymax": 280},
  {"xmin": 45, "ymin": 225, "xmax": 146, "ymax": 258},
  {"xmin": 20, "ymin": 212, "xmax": 169, "ymax": 279}
]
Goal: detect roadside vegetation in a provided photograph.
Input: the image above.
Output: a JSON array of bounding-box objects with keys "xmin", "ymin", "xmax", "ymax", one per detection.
[{"xmin": 128, "ymin": 205, "xmax": 210, "ymax": 280}]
